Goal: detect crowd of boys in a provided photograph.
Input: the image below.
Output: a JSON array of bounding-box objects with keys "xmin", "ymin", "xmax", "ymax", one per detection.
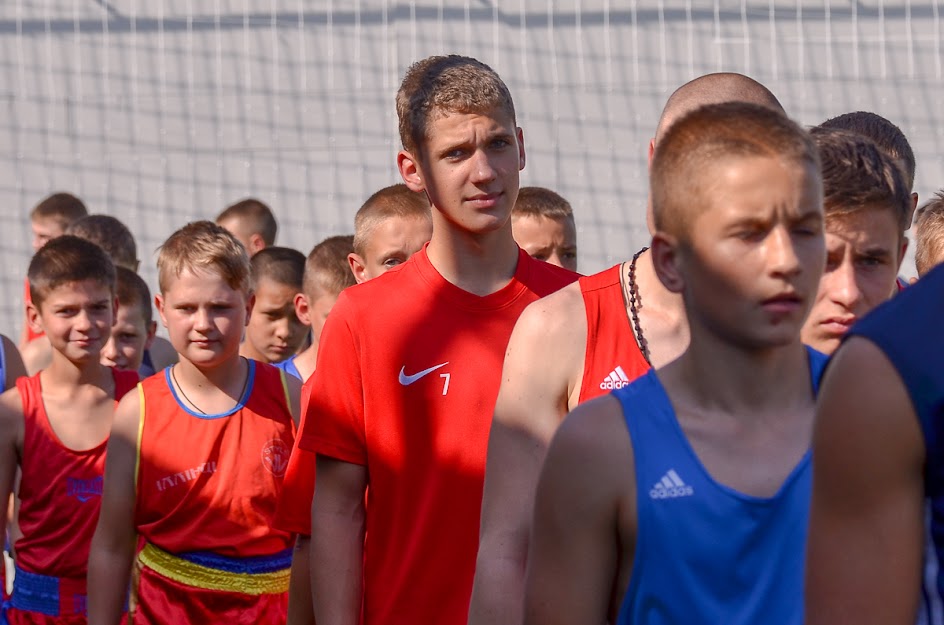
[{"xmin": 0, "ymin": 53, "xmax": 942, "ymax": 625}]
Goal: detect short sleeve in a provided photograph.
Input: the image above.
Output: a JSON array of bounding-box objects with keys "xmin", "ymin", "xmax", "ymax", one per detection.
[{"xmin": 298, "ymin": 293, "xmax": 367, "ymax": 466}]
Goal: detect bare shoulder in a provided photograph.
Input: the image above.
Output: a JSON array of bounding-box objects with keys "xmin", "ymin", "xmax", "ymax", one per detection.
[
  {"xmin": 547, "ymin": 395, "xmax": 633, "ymax": 489},
  {"xmin": 111, "ymin": 386, "xmax": 142, "ymax": 446},
  {"xmin": 815, "ymin": 336, "xmax": 922, "ymax": 466},
  {"xmin": 512, "ymin": 281, "xmax": 587, "ymax": 365},
  {"xmin": 496, "ymin": 281, "xmax": 588, "ymax": 437}
]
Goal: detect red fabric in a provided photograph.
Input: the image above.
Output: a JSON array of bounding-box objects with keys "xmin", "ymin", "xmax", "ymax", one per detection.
[
  {"xmin": 131, "ymin": 565, "xmax": 286, "ymax": 625},
  {"xmin": 273, "ymin": 382, "xmax": 315, "ymax": 535},
  {"xmin": 134, "ymin": 360, "xmax": 294, "ymax": 558},
  {"xmin": 15, "ymin": 369, "xmax": 138, "ymax": 580},
  {"xmin": 299, "ymin": 245, "xmax": 577, "ymax": 625},
  {"xmin": 23, "ymin": 277, "xmax": 44, "ymax": 342},
  {"xmin": 577, "ymin": 264, "xmax": 651, "ymax": 403}
]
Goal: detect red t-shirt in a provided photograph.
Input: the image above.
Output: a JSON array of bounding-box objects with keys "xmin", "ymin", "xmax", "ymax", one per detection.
[
  {"xmin": 15, "ymin": 369, "xmax": 138, "ymax": 580},
  {"xmin": 299, "ymin": 245, "xmax": 577, "ymax": 625},
  {"xmin": 577, "ymin": 264, "xmax": 651, "ymax": 403}
]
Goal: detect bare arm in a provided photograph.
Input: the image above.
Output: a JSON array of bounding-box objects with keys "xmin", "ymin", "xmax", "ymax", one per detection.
[
  {"xmin": 311, "ymin": 455, "xmax": 368, "ymax": 625},
  {"xmin": 806, "ymin": 338, "xmax": 925, "ymax": 625},
  {"xmin": 287, "ymin": 535, "xmax": 315, "ymax": 625},
  {"xmin": 88, "ymin": 390, "xmax": 141, "ymax": 625},
  {"xmin": 0, "ymin": 391, "xmax": 22, "ymax": 566},
  {"xmin": 468, "ymin": 292, "xmax": 583, "ymax": 625},
  {"xmin": 1, "ymin": 335, "xmax": 27, "ymax": 391},
  {"xmin": 523, "ymin": 397, "xmax": 631, "ymax": 625}
]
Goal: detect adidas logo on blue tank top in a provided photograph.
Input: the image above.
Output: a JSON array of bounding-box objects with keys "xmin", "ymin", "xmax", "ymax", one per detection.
[{"xmin": 649, "ymin": 469, "xmax": 694, "ymax": 499}]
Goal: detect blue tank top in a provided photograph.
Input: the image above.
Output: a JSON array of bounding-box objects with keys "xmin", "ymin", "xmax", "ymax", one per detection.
[
  {"xmin": 848, "ymin": 264, "xmax": 944, "ymax": 625},
  {"xmin": 614, "ymin": 346, "xmax": 827, "ymax": 625},
  {"xmin": 273, "ymin": 355, "xmax": 302, "ymax": 381}
]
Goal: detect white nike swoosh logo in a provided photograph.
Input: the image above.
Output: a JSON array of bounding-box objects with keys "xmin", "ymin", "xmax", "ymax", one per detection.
[{"xmin": 398, "ymin": 362, "xmax": 449, "ymax": 385}]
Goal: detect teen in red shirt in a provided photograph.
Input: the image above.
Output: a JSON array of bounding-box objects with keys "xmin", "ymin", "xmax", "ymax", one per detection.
[{"xmin": 300, "ymin": 55, "xmax": 577, "ymax": 625}]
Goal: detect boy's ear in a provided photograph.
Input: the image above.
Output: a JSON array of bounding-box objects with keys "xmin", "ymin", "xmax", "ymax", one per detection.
[
  {"xmin": 397, "ymin": 150, "xmax": 425, "ymax": 193},
  {"xmin": 144, "ymin": 321, "xmax": 158, "ymax": 351},
  {"xmin": 516, "ymin": 127, "xmax": 526, "ymax": 171},
  {"xmin": 247, "ymin": 234, "xmax": 266, "ymax": 257},
  {"xmin": 348, "ymin": 253, "xmax": 369, "ymax": 285},
  {"xmin": 244, "ymin": 293, "xmax": 256, "ymax": 327},
  {"xmin": 26, "ymin": 302, "xmax": 43, "ymax": 336},
  {"xmin": 650, "ymin": 232, "xmax": 685, "ymax": 294},
  {"xmin": 293, "ymin": 293, "xmax": 312, "ymax": 326},
  {"xmin": 154, "ymin": 294, "xmax": 168, "ymax": 329}
]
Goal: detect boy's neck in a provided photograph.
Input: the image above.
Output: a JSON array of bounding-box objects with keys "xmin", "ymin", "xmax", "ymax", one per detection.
[
  {"xmin": 239, "ymin": 340, "xmax": 268, "ymax": 364},
  {"xmin": 661, "ymin": 331, "xmax": 813, "ymax": 418},
  {"xmin": 425, "ymin": 221, "xmax": 521, "ymax": 297},
  {"xmin": 174, "ymin": 354, "xmax": 246, "ymax": 392},
  {"xmin": 43, "ymin": 351, "xmax": 113, "ymax": 388},
  {"xmin": 295, "ymin": 342, "xmax": 318, "ymax": 382}
]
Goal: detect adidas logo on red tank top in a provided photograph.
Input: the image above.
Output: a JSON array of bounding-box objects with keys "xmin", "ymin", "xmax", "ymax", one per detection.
[{"xmin": 599, "ymin": 365, "xmax": 632, "ymax": 390}]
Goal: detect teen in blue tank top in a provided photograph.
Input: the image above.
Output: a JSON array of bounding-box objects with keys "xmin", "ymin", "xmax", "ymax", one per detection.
[
  {"xmin": 523, "ymin": 102, "xmax": 828, "ymax": 625},
  {"xmin": 807, "ymin": 263, "xmax": 944, "ymax": 625}
]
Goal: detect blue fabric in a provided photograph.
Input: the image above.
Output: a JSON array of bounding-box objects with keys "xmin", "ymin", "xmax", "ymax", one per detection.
[
  {"xmin": 614, "ymin": 346, "xmax": 827, "ymax": 625},
  {"xmin": 9, "ymin": 566, "xmax": 64, "ymax": 617},
  {"xmin": 273, "ymin": 356, "xmax": 302, "ymax": 381},
  {"xmin": 177, "ymin": 547, "xmax": 294, "ymax": 574},
  {"xmin": 848, "ymin": 264, "xmax": 944, "ymax": 625}
]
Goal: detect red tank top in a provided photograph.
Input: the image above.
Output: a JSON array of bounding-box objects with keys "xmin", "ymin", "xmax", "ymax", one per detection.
[
  {"xmin": 578, "ymin": 264, "xmax": 651, "ymax": 404},
  {"xmin": 135, "ymin": 360, "xmax": 294, "ymax": 557},
  {"xmin": 15, "ymin": 368, "xmax": 139, "ymax": 579}
]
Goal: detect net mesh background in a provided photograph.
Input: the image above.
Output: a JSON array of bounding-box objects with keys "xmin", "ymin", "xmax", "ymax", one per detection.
[{"xmin": 0, "ymin": 0, "xmax": 939, "ymax": 336}]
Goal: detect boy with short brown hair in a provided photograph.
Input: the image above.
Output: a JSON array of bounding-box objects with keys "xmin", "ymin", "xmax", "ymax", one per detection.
[
  {"xmin": 240, "ymin": 246, "xmax": 308, "ymax": 367},
  {"xmin": 302, "ymin": 55, "xmax": 577, "ymax": 625},
  {"xmin": 66, "ymin": 215, "xmax": 139, "ymax": 272},
  {"xmin": 100, "ymin": 266, "xmax": 157, "ymax": 373},
  {"xmin": 348, "ymin": 184, "xmax": 431, "ymax": 283},
  {"xmin": 21, "ymin": 192, "xmax": 90, "ymax": 352},
  {"xmin": 216, "ymin": 198, "xmax": 278, "ymax": 257},
  {"xmin": 800, "ymin": 127, "xmax": 912, "ymax": 354},
  {"xmin": 511, "ymin": 186, "xmax": 578, "ymax": 272},
  {"xmin": 29, "ymin": 192, "xmax": 88, "ymax": 253},
  {"xmin": 88, "ymin": 221, "xmax": 301, "ymax": 625},
  {"xmin": 0, "ymin": 235, "xmax": 138, "ymax": 624}
]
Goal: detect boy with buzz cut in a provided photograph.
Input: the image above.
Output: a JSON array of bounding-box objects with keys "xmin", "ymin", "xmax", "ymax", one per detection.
[
  {"xmin": 524, "ymin": 102, "xmax": 827, "ymax": 625},
  {"xmin": 799, "ymin": 127, "xmax": 911, "ymax": 355},
  {"xmin": 87, "ymin": 221, "xmax": 302, "ymax": 625},
  {"xmin": 100, "ymin": 267, "xmax": 157, "ymax": 373},
  {"xmin": 279, "ymin": 235, "xmax": 355, "ymax": 382},
  {"xmin": 216, "ymin": 198, "xmax": 278, "ymax": 257},
  {"xmin": 240, "ymin": 246, "xmax": 309, "ymax": 367},
  {"xmin": 348, "ymin": 184, "xmax": 432, "ymax": 283},
  {"xmin": 301, "ymin": 55, "xmax": 577, "ymax": 625},
  {"xmin": 511, "ymin": 186, "xmax": 578, "ymax": 272},
  {"xmin": 0, "ymin": 235, "xmax": 139, "ymax": 624},
  {"xmin": 914, "ymin": 190, "xmax": 944, "ymax": 277}
]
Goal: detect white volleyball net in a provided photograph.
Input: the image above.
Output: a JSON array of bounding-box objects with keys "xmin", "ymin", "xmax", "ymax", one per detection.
[{"xmin": 0, "ymin": 0, "xmax": 938, "ymax": 334}]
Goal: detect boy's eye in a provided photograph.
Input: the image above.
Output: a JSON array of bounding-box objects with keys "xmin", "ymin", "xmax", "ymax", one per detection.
[{"xmin": 383, "ymin": 257, "xmax": 404, "ymax": 268}]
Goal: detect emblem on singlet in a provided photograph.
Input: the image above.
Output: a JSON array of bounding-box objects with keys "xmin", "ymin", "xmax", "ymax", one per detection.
[
  {"xmin": 599, "ymin": 366, "xmax": 632, "ymax": 390},
  {"xmin": 262, "ymin": 439, "xmax": 290, "ymax": 477},
  {"xmin": 649, "ymin": 469, "xmax": 694, "ymax": 499},
  {"xmin": 66, "ymin": 476, "xmax": 103, "ymax": 502}
]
